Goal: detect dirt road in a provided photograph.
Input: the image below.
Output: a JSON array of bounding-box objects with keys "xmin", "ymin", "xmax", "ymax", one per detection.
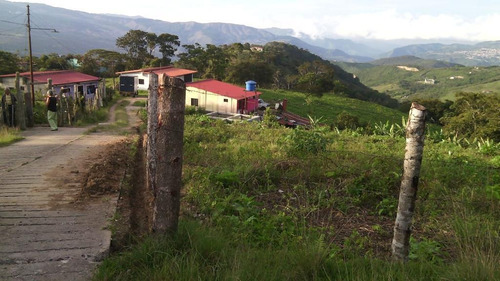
[{"xmin": 0, "ymin": 99, "xmax": 143, "ymax": 280}]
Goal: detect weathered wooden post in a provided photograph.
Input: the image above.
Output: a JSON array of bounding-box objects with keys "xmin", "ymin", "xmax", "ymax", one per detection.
[
  {"xmin": 147, "ymin": 73, "xmax": 159, "ymax": 220},
  {"xmin": 147, "ymin": 73, "xmax": 186, "ymax": 234},
  {"xmin": 25, "ymin": 78, "xmax": 34, "ymax": 127},
  {"xmin": 392, "ymin": 102, "xmax": 427, "ymax": 261},
  {"xmin": 15, "ymin": 72, "xmax": 26, "ymax": 130}
]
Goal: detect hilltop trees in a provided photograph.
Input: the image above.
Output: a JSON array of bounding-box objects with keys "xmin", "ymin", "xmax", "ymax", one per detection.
[
  {"xmin": 0, "ymin": 51, "xmax": 19, "ymax": 75},
  {"xmin": 296, "ymin": 60, "xmax": 335, "ymax": 97},
  {"xmin": 116, "ymin": 30, "xmax": 180, "ymax": 69},
  {"xmin": 441, "ymin": 92, "xmax": 500, "ymax": 141},
  {"xmin": 80, "ymin": 49, "xmax": 126, "ymax": 77},
  {"xmin": 176, "ymin": 44, "xmax": 227, "ymax": 80}
]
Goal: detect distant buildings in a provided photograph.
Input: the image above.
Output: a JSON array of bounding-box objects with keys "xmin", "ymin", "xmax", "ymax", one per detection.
[{"xmin": 0, "ymin": 70, "xmax": 100, "ymax": 97}]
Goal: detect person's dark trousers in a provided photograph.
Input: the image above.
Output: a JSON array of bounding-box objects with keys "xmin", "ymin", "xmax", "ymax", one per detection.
[{"xmin": 5, "ymin": 105, "xmax": 15, "ymax": 127}]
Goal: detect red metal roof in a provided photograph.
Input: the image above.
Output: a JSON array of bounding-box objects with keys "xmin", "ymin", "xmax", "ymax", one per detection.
[
  {"xmin": 116, "ymin": 66, "xmax": 174, "ymax": 75},
  {"xmin": 0, "ymin": 70, "xmax": 100, "ymax": 85},
  {"xmin": 115, "ymin": 66, "xmax": 197, "ymax": 77},
  {"xmin": 187, "ymin": 79, "xmax": 261, "ymax": 100},
  {"xmin": 153, "ymin": 68, "xmax": 197, "ymax": 77}
]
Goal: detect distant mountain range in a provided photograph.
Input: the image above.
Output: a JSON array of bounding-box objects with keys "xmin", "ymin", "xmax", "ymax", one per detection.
[
  {"xmin": 1, "ymin": 0, "xmax": 499, "ymax": 66},
  {"xmin": 384, "ymin": 42, "xmax": 500, "ymax": 66}
]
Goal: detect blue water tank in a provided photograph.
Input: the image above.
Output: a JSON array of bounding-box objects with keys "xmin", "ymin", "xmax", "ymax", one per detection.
[{"xmin": 245, "ymin": 80, "xmax": 257, "ymax": 91}]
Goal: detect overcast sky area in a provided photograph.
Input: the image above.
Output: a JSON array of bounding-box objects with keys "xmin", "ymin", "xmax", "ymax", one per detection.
[{"xmin": 8, "ymin": 0, "xmax": 500, "ymax": 42}]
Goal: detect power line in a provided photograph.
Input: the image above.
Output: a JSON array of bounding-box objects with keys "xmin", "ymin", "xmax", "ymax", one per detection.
[
  {"xmin": 0, "ymin": 19, "xmax": 25, "ymax": 26},
  {"xmin": 0, "ymin": 32, "xmax": 23, "ymax": 37}
]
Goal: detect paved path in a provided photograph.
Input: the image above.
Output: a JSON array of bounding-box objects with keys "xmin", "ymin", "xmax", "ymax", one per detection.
[{"xmin": 0, "ymin": 99, "xmax": 142, "ymax": 280}]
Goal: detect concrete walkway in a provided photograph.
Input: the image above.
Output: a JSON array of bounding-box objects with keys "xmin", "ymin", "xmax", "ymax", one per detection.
[{"xmin": 0, "ymin": 105, "xmax": 136, "ymax": 280}]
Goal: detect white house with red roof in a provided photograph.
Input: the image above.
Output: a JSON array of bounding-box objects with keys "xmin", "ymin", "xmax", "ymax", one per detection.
[
  {"xmin": 116, "ymin": 66, "xmax": 197, "ymax": 93},
  {"xmin": 186, "ymin": 79, "xmax": 261, "ymax": 114},
  {"xmin": 0, "ymin": 70, "xmax": 100, "ymax": 97}
]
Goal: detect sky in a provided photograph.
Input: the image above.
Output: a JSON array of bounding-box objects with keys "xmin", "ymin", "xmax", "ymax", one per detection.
[{"xmin": 8, "ymin": 0, "xmax": 500, "ymax": 42}]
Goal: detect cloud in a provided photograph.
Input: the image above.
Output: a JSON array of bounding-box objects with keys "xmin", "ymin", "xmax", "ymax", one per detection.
[{"xmin": 284, "ymin": 10, "xmax": 500, "ymax": 41}]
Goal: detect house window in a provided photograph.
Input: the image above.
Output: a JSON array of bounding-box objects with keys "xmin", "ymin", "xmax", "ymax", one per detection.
[
  {"xmin": 191, "ymin": 98, "xmax": 199, "ymax": 106},
  {"xmin": 223, "ymin": 99, "xmax": 228, "ymax": 103},
  {"xmin": 138, "ymin": 79, "xmax": 145, "ymax": 85}
]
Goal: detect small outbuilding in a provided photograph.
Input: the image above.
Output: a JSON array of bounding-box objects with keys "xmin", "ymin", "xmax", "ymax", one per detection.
[
  {"xmin": 116, "ymin": 66, "xmax": 197, "ymax": 95},
  {"xmin": 186, "ymin": 79, "xmax": 261, "ymax": 114},
  {"xmin": 0, "ymin": 70, "xmax": 100, "ymax": 97}
]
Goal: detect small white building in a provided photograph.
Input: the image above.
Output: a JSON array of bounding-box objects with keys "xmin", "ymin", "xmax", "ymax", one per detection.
[
  {"xmin": 116, "ymin": 66, "xmax": 197, "ymax": 93},
  {"xmin": 424, "ymin": 78, "xmax": 435, "ymax": 85},
  {"xmin": 186, "ymin": 79, "xmax": 261, "ymax": 114}
]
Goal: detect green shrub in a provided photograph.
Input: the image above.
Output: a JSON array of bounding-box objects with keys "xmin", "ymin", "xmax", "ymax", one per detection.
[
  {"xmin": 281, "ymin": 127, "xmax": 328, "ymax": 156},
  {"xmin": 334, "ymin": 111, "xmax": 361, "ymax": 130}
]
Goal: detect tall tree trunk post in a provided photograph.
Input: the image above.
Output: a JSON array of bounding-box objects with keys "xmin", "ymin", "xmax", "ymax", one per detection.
[
  {"xmin": 153, "ymin": 74, "xmax": 186, "ymax": 234},
  {"xmin": 392, "ymin": 102, "xmax": 427, "ymax": 261},
  {"xmin": 15, "ymin": 72, "xmax": 26, "ymax": 130}
]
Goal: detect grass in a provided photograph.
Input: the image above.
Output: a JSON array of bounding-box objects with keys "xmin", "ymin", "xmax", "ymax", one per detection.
[
  {"xmin": 94, "ymin": 108, "xmax": 500, "ymax": 280},
  {"xmin": 0, "ymin": 126, "xmax": 23, "ymax": 146},
  {"xmin": 261, "ymin": 88, "xmax": 405, "ymax": 125},
  {"xmin": 86, "ymin": 100, "xmax": 131, "ymax": 135},
  {"xmin": 95, "ymin": 220, "xmax": 455, "ymax": 281}
]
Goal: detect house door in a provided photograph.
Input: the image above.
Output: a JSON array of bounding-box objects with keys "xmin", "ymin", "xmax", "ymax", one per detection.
[
  {"xmin": 220, "ymin": 98, "xmax": 230, "ymax": 113},
  {"xmin": 237, "ymin": 99, "xmax": 245, "ymax": 113}
]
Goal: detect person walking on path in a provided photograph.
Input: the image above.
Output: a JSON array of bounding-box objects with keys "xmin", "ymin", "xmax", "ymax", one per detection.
[
  {"xmin": 46, "ymin": 90, "xmax": 58, "ymax": 131},
  {"xmin": 1, "ymin": 87, "xmax": 17, "ymax": 127}
]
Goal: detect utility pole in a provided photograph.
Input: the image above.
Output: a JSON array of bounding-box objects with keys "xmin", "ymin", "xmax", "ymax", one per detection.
[
  {"xmin": 25, "ymin": 5, "xmax": 58, "ymax": 127},
  {"xmin": 27, "ymin": 5, "xmax": 34, "ymax": 106},
  {"xmin": 27, "ymin": 5, "xmax": 35, "ymax": 127}
]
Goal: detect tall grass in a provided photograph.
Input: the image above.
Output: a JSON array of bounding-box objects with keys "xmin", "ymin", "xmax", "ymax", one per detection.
[
  {"xmin": 95, "ymin": 221, "xmax": 449, "ymax": 281},
  {"xmin": 0, "ymin": 126, "xmax": 23, "ymax": 146},
  {"xmin": 95, "ymin": 99, "xmax": 499, "ymax": 280},
  {"xmin": 261, "ymin": 89, "xmax": 405, "ymax": 125}
]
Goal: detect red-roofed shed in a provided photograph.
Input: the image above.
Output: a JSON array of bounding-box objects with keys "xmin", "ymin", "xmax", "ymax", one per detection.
[
  {"xmin": 186, "ymin": 79, "xmax": 261, "ymax": 114},
  {"xmin": 0, "ymin": 70, "xmax": 100, "ymax": 97}
]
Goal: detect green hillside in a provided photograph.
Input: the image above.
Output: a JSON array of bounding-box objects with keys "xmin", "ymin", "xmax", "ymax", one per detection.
[
  {"xmin": 261, "ymin": 88, "xmax": 405, "ymax": 125},
  {"xmin": 370, "ymin": 55, "xmax": 461, "ymax": 68},
  {"xmin": 95, "ymin": 107, "xmax": 500, "ymax": 280},
  {"xmin": 335, "ymin": 60, "xmax": 500, "ymax": 101}
]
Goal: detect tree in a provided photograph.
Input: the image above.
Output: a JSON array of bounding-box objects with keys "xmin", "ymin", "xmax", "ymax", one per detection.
[
  {"xmin": 176, "ymin": 43, "xmax": 206, "ymax": 72},
  {"xmin": 441, "ymin": 92, "xmax": 500, "ymax": 141},
  {"xmin": 37, "ymin": 53, "xmax": 72, "ymax": 70},
  {"xmin": 0, "ymin": 51, "xmax": 19, "ymax": 75},
  {"xmin": 116, "ymin": 30, "xmax": 180, "ymax": 69},
  {"xmin": 80, "ymin": 49, "xmax": 126, "ymax": 77},
  {"xmin": 176, "ymin": 44, "xmax": 227, "ymax": 79},
  {"xmin": 226, "ymin": 60, "xmax": 273, "ymax": 86},
  {"xmin": 116, "ymin": 29, "xmax": 153, "ymax": 69},
  {"xmin": 157, "ymin": 33, "xmax": 180, "ymax": 66},
  {"xmin": 295, "ymin": 60, "xmax": 335, "ymax": 97}
]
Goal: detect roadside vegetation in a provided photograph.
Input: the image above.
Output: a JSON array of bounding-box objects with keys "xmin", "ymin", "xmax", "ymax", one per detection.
[
  {"xmin": 0, "ymin": 127, "xmax": 23, "ymax": 146},
  {"xmin": 94, "ymin": 95, "xmax": 499, "ymax": 280}
]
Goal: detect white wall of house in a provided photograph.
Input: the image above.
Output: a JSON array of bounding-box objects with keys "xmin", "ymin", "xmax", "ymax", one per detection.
[
  {"xmin": 186, "ymin": 86, "xmax": 238, "ymax": 113},
  {"xmin": 120, "ymin": 73, "xmax": 148, "ymax": 91},
  {"xmin": 120, "ymin": 72, "xmax": 194, "ymax": 91}
]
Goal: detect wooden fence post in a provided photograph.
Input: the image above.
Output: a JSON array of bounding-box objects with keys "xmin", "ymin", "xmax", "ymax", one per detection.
[
  {"xmin": 146, "ymin": 73, "xmax": 159, "ymax": 229},
  {"xmin": 15, "ymin": 72, "xmax": 26, "ymax": 130},
  {"xmin": 392, "ymin": 102, "xmax": 427, "ymax": 261},
  {"xmin": 147, "ymin": 73, "xmax": 186, "ymax": 234},
  {"xmin": 155, "ymin": 74, "xmax": 186, "ymax": 234},
  {"xmin": 25, "ymin": 79, "xmax": 34, "ymax": 127}
]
